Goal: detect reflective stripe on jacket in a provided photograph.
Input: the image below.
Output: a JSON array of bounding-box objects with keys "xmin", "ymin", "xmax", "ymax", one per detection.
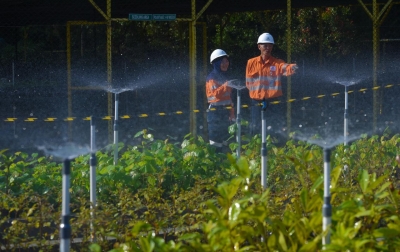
[
  {"xmin": 206, "ymin": 78, "xmax": 232, "ymax": 106},
  {"xmin": 246, "ymin": 56, "xmax": 295, "ymax": 100}
]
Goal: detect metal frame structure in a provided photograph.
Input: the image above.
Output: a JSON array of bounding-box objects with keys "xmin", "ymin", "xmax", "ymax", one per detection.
[
  {"xmin": 9, "ymin": 0, "xmax": 397, "ymax": 139},
  {"xmin": 66, "ymin": 0, "xmax": 212, "ymax": 140}
]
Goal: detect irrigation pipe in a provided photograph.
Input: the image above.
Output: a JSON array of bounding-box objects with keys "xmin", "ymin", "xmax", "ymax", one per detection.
[
  {"xmin": 261, "ymin": 100, "xmax": 268, "ymax": 189},
  {"xmin": 60, "ymin": 158, "xmax": 71, "ymax": 252},
  {"xmin": 323, "ymin": 148, "xmax": 332, "ymax": 246},
  {"xmin": 236, "ymin": 89, "xmax": 242, "ymax": 158},
  {"xmin": 344, "ymin": 86, "xmax": 348, "ymax": 145},
  {"xmin": 90, "ymin": 116, "xmax": 97, "ymax": 242},
  {"xmin": 114, "ymin": 93, "xmax": 119, "ymax": 165}
]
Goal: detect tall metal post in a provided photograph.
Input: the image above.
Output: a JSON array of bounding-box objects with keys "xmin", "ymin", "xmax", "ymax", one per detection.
[
  {"xmin": 372, "ymin": 0, "xmax": 379, "ymax": 132},
  {"xmin": 344, "ymin": 86, "xmax": 348, "ymax": 145},
  {"xmin": 90, "ymin": 117, "xmax": 97, "ymax": 242},
  {"xmin": 60, "ymin": 159, "xmax": 71, "ymax": 252},
  {"xmin": 189, "ymin": 0, "xmax": 197, "ymax": 137},
  {"xmin": 202, "ymin": 22, "xmax": 209, "ymax": 140},
  {"xmin": 261, "ymin": 101, "xmax": 268, "ymax": 189},
  {"xmin": 107, "ymin": 0, "xmax": 113, "ymax": 143},
  {"xmin": 322, "ymin": 148, "xmax": 332, "ymax": 246},
  {"xmin": 114, "ymin": 93, "xmax": 119, "ymax": 165},
  {"xmin": 286, "ymin": 0, "xmax": 292, "ymax": 133},
  {"xmin": 357, "ymin": 0, "xmax": 394, "ymax": 132},
  {"xmin": 66, "ymin": 22, "xmax": 72, "ymax": 140}
]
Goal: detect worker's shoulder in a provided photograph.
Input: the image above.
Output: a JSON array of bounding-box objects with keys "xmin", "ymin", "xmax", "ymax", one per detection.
[
  {"xmin": 247, "ymin": 56, "xmax": 260, "ymax": 63},
  {"xmin": 270, "ymin": 56, "xmax": 285, "ymax": 63},
  {"xmin": 206, "ymin": 71, "xmax": 219, "ymax": 81}
]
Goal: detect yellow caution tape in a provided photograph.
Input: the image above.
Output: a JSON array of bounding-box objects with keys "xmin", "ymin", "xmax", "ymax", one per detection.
[
  {"xmin": 25, "ymin": 118, "xmax": 38, "ymax": 122},
  {"xmin": 4, "ymin": 118, "xmax": 17, "ymax": 122},
  {"xmin": 2, "ymin": 83, "xmax": 399, "ymax": 122}
]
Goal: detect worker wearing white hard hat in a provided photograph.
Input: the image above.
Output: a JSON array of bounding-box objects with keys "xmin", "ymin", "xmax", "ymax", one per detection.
[
  {"xmin": 246, "ymin": 33, "xmax": 298, "ymax": 135},
  {"xmin": 206, "ymin": 49, "xmax": 235, "ymax": 152}
]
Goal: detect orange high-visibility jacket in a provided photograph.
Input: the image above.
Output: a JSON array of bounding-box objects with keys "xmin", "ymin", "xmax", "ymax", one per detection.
[
  {"xmin": 206, "ymin": 78, "xmax": 232, "ymax": 106},
  {"xmin": 246, "ymin": 56, "xmax": 296, "ymax": 100}
]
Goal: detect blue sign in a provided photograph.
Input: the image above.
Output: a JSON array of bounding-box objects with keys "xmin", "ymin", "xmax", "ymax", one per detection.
[
  {"xmin": 152, "ymin": 14, "xmax": 176, "ymax": 21},
  {"xmin": 129, "ymin": 14, "xmax": 176, "ymax": 21},
  {"xmin": 129, "ymin": 14, "xmax": 152, "ymax": 21}
]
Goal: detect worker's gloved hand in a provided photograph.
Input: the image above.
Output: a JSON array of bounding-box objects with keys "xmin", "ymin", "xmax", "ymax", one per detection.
[
  {"xmin": 226, "ymin": 79, "xmax": 238, "ymax": 88},
  {"xmin": 291, "ymin": 64, "xmax": 299, "ymax": 73}
]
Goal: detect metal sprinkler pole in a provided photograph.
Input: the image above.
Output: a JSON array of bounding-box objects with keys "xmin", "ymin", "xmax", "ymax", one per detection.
[
  {"xmin": 344, "ymin": 85, "xmax": 348, "ymax": 146},
  {"xmin": 323, "ymin": 148, "xmax": 332, "ymax": 246},
  {"xmin": 60, "ymin": 159, "xmax": 71, "ymax": 252},
  {"xmin": 261, "ymin": 101, "xmax": 268, "ymax": 189},
  {"xmin": 89, "ymin": 116, "xmax": 97, "ymax": 242},
  {"xmin": 114, "ymin": 93, "xmax": 119, "ymax": 165},
  {"xmin": 236, "ymin": 89, "xmax": 242, "ymax": 158}
]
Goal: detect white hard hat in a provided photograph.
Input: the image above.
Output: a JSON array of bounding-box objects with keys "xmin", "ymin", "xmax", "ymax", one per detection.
[
  {"xmin": 257, "ymin": 33, "xmax": 274, "ymax": 44},
  {"xmin": 210, "ymin": 49, "xmax": 228, "ymax": 64}
]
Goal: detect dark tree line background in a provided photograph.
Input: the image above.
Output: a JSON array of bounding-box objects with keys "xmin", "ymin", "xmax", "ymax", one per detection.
[{"xmin": 1, "ymin": 6, "xmax": 399, "ymax": 85}]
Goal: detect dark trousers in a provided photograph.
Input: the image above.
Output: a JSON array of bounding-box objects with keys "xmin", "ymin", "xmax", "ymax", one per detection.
[
  {"xmin": 207, "ymin": 106, "xmax": 231, "ymax": 145},
  {"xmin": 250, "ymin": 99, "xmax": 285, "ymax": 136}
]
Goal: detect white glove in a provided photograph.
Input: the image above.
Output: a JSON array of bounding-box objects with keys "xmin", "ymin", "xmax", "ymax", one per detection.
[{"xmin": 226, "ymin": 79, "xmax": 239, "ymax": 88}]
